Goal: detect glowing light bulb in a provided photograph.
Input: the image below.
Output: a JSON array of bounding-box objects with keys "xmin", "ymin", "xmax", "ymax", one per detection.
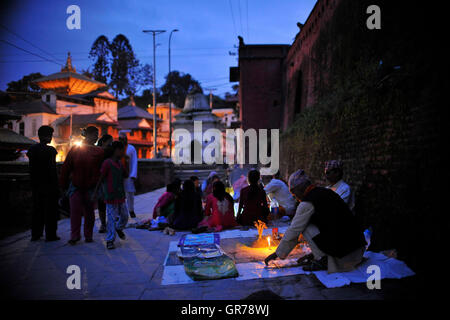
[{"xmin": 74, "ymin": 140, "xmax": 83, "ymax": 147}]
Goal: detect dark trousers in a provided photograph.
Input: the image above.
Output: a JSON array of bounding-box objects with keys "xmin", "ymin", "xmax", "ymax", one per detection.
[
  {"xmin": 32, "ymin": 191, "xmax": 58, "ymax": 239},
  {"xmin": 69, "ymin": 189, "xmax": 95, "ymax": 241},
  {"xmin": 98, "ymin": 199, "xmax": 106, "ymax": 226}
]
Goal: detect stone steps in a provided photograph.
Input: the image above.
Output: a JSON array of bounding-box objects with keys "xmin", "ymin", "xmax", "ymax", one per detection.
[{"xmin": 174, "ymin": 167, "xmax": 227, "ymax": 182}]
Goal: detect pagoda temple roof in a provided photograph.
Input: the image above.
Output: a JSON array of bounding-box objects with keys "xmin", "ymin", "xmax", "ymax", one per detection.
[
  {"xmin": 34, "ymin": 52, "xmax": 106, "ymax": 95},
  {"xmin": 118, "ymin": 119, "xmax": 153, "ymax": 130},
  {"xmin": 118, "ymin": 104, "xmax": 161, "ymax": 121}
]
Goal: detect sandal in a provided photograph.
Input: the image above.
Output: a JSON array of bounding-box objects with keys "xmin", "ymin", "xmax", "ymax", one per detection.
[{"xmin": 297, "ymin": 253, "xmax": 314, "ymax": 266}]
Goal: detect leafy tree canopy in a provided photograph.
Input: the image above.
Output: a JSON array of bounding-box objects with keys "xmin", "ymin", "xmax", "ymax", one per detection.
[{"xmin": 159, "ymin": 71, "xmax": 202, "ymax": 108}]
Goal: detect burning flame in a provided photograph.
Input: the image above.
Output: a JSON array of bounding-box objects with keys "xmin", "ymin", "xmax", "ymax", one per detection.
[
  {"xmin": 267, "ymin": 236, "xmax": 271, "ymax": 248},
  {"xmin": 73, "ymin": 140, "xmax": 83, "ymax": 147}
]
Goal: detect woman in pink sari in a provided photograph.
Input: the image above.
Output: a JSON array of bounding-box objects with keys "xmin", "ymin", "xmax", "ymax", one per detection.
[{"xmin": 199, "ymin": 181, "xmax": 238, "ymax": 232}]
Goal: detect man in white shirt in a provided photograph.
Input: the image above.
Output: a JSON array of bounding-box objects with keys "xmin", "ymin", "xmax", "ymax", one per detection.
[
  {"xmin": 263, "ymin": 172, "xmax": 297, "ymax": 217},
  {"xmin": 324, "ymin": 160, "xmax": 354, "ymax": 211},
  {"xmin": 119, "ymin": 132, "xmax": 138, "ymax": 218}
]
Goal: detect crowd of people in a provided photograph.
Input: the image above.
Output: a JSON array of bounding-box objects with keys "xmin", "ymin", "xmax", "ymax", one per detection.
[
  {"xmin": 28, "ymin": 125, "xmax": 138, "ymax": 250},
  {"xmin": 28, "ymin": 124, "xmax": 365, "ymax": 273}
]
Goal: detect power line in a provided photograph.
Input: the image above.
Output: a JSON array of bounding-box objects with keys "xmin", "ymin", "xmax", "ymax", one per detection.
[
  {"xmin": 246, "ymin": 0, "xmax": 250, "ymax": 41},
  {"xmin": 0, "ymin": 52, "xmax": 236, "ymax": 63},
  {"xmin": 238, "ymin": 0, "xmax": 244, "ymax": 36},
  {"xmin": 0, "ymin": 24, "xmax": 63, "ymax": 64},
  {"xmin": 0, "ymin": 39, "xmax": 63, "ymax": 66},
  {"xmin": 228, "ymin": 0, "xmax": 238, "ymax": 38}
]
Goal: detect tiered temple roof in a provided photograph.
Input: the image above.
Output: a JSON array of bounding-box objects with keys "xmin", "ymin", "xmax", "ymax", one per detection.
[{"xmin": 34, "ymin": 52, "xmax": 106, "ymax": 95}]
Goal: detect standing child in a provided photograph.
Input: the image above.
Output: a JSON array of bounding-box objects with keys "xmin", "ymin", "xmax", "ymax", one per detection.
[{"xmin": 94, "ymin": 141, "xmax": 129, "ymax": 249}]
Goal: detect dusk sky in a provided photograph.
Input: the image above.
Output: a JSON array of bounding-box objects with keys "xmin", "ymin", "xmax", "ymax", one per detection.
[{"xmin": 0, "ymin": 0, "xmax": 316, "ymax": 97}]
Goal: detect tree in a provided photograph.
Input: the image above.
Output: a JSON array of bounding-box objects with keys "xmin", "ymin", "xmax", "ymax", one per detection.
[
  {"xmin": 127, "ymin": 63, "xmax": 153, "ymax": 96},
  {"xmin": 109, "ymin": 34, "xmax": 139, "ymax": 98},
  {"xmin": 81, "ymin": 68, "xmax": 94, "ymax": 79},
  {"xmin": 7, "ymin": 72, "xmax": 43, "ymax": 94},
  {"xmin": 5, "ymin": 73, "xmax": 43, "ymax": 102},
  {"xmin": 160, "ymin": 71, "xmax": 202, "ymax": 108},
  {"xmin": 88, "ymin": 35, "xmax": 111, "ymax": 84}
]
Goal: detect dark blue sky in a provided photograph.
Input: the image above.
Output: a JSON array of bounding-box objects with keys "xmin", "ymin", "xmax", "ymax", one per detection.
[{"xmin": 0, "ymin": 0, "xmax": 315, "ymax": 97}]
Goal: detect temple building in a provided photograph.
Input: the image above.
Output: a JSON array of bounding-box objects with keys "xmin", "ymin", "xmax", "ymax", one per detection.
[
  {"xmin": 172, "ymin": 86, "xmax": 223, "ymax": 163},
  {"xmin": 118, "ymin": 96, "xmax": 160, "ymax": 159},
  {"xmin": 3, "ymin": 52, "xmax": 119, "ymax": 161},
  {"xmin": 150, "ymin": 103, "xmax": 182, "ymax": 157}
]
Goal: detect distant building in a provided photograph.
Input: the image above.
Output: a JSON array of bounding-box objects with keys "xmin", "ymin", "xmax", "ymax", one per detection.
[
  {"xmin": 118, "ymin": 97, "xmax": 162, "ymax": 159},
  {"xmin": 233, "ymin": 44, "xmax": 289, "ymax": 131},
  {"xmin": 152, "ymin": 103, "xmax": 182, "ymax": 157},
  {"xmin": 230, "ymin": 0, "xmax": 341, "ymax": 132},
  {"xmin": 211, "ymin": 104, "xmax": 239, "ymax": 128},
  {"xmin": 172, "ymin": 88, "xmax": 223, "ymax": 163}
]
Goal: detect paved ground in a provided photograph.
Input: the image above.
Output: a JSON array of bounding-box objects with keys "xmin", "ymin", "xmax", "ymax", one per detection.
[{"xmin": 0, "ymin": 188, "xmax": 417, "ymax": 300}]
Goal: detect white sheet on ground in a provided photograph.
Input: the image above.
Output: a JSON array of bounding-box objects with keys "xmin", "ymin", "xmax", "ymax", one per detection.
[
  {"xmin": 313, "ymin": 251, "xmax": 415, "ymax": 288},
  {"xmin": 162, "ymin": 232, "xmax": 415, "ymax": 287}
]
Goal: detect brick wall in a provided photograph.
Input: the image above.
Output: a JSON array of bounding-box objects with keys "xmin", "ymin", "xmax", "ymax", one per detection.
[
  {"xmin": 279, "ymin": 0, "xmax": 447, "ymax": 273},
  {"xmin": 238, "ymin": 45, "xmax": 289, "ymax": 131}
]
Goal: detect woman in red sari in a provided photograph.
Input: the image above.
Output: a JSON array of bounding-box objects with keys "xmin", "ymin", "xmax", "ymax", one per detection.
[{"xmin": 199, "ymin": 181, "xmax": 238, "ymax": 232}]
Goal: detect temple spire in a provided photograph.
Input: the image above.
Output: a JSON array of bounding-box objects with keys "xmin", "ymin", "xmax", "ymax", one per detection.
[
  {"xmin": 129, "ymin": 95, "xmax": 136, "ymax": 106},
  {"xmin": 61, "ymin": 52, "xmax": 76, "ymax": 73}
]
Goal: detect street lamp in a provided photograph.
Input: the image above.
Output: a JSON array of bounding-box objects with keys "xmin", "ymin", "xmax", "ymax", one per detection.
[
  {"xmin": 168, "ymin": 28, "xmax": 179, "ymax": 158},
  {"xmin": 143, "ymin": 29, "xmax": 166, "ymax": 158}
]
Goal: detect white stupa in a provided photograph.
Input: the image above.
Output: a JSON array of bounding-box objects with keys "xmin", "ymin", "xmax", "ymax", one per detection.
[{"xmin": 172, "ymin": 85, "xmax": 223, "ymax": 163}]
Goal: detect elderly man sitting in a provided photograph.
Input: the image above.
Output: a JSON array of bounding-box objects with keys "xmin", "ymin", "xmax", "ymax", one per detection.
[
  {"xmin": 265, "ymin": 169, "xmax": 366, "ymax": 273},
  {"xmin": 325, "ymin": 160, "xmax": 354, "ymax": 210}
]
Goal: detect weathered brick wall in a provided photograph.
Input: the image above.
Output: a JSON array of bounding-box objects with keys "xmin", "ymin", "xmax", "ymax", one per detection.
[
  {"xmin": 280, "ymin": 0, "xmax": 447, "ymax": 273},
  {"xmin": 238, "ymin": 45, "xmax": 289, "ymax": 131}
]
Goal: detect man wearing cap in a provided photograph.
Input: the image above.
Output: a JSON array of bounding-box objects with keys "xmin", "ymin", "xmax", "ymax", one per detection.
[
  {"xmin": 60, "ymin": 126, "xmax": 104, "ymax": 245},
  {"xmin": 265, "ymin": 169, "xmax": 366, "ymax": 273},
  {"xmin": 325, "ymin": 160, "xmax": 354, "ymax": 210},
  {"xmin": 119, "ymin": 131, "xmax": 138, "ymax": 218}
]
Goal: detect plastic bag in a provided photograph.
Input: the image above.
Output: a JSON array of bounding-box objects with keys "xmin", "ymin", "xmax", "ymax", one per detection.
[{"xmin": 184, "ymin": 255, "xmax": 239, "ymax": 281}]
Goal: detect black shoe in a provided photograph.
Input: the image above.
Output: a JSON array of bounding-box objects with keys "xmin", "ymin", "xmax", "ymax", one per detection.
[
  {"xmin": 99, "ymin": 225, "xmax": 106, "ymax": 233},
  {"xmin": 85, "ymin": 238, "xmax": 94, "ymax": 243},
  {"xmin": 129, "ymin": 211, "xmax": 136, "ymax": 218},
  {"xmin": 68, "ymin": 238, "xmax": 80, "ymax": 245},
  {"xmin": 106, "ymin": 241, "xmax": 115, "ymax": 250},
  {"xmin": 116, "ymin": 229, "xmax": 126, "ymax": 240},
  {"xmin": 45, "ymin": 236, "xmax": 61, "ymax": 242},
  {"xmin": 31, "ymin": 236, "xmax": 41, "ymax": 242},
  {"xmin": 192, "ymin": 226, "xmax": 208, "ymax": 234},
  {"xmin": 303, "ymin": 256, "xmax": 328, "ymax": 271}
]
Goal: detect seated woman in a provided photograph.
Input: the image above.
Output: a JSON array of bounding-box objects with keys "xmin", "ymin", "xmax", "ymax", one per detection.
[
  {"xmin": 171, "ymin": 180, "xmax": 203, "ymax": 230},
  {"xmin": 199, "ymin": 180, "xmax": 238, "ymax": 232},
  {"xmin": 202, "ymin": 172, "xmax": 220, "ymax": 199},
  {"xmin": 237, "ymin": 169, "xmax": 269, "ymax": 226},
  {"xmin": 140, "ymin": 181, "xmax": 180, "ymax": 226}
]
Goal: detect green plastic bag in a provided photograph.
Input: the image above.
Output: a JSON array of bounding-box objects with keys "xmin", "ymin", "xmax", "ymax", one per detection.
[{"xmin": 184, "ymin": 255, "xmax": 239, "ymax": 281}]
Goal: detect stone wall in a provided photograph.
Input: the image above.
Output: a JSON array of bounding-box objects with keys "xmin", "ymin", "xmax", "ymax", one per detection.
[
  {"xmin": 0, "ymin": 159, "xmax": 174, "ymax": 239},
  {"xmin": 279, "ymin": 0, "xmax": 447, "ymax": 273}
]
